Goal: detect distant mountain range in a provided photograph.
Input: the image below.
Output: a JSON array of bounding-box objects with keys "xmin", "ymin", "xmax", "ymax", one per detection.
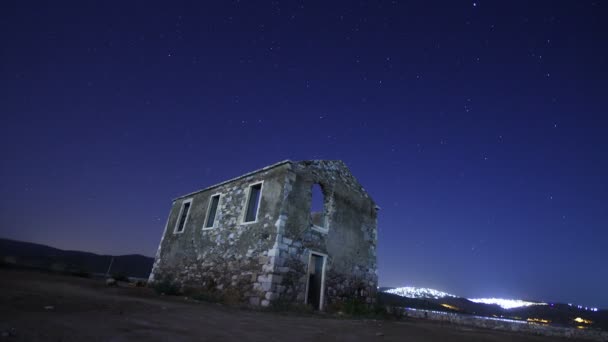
[
  {"xmin": 0, "ymin": 238, "xmax": 153, "ymax": 278},
  {"xmin": 378, "ymin": 286, "xmax": 607, "ymax": 331}
]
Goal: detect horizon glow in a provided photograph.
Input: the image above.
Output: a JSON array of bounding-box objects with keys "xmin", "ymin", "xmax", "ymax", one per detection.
[
  {"xmin": 384, "ymin": 287, "xmax": 551, "ymax": 310},
  {"xmin": 468, "ymin": 298, "xmax": 547, "ymax": 310}
]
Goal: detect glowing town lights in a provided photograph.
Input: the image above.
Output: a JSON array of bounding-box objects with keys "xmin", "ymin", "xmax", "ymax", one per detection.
[
  {"xmin": 574, "ymin": 317, "xmax": 593, "ymax": 324},
  {"xmin": 569, "ymin": 303, "xmax": 599, "ymax": 311},
  {"xmin": 441, "ymin": 303, "xmax": 460, "ymax": 311},
  {"xmin": 385, "ymin": 287, "xmax": 457, "ymax": 299},
  {"xmin": 468, "ymin": 298, "xmax": 547, "ymax": 310},
  {"xmin": 527, "ymin": 318, "xmax": 550, "ymax": 324}
]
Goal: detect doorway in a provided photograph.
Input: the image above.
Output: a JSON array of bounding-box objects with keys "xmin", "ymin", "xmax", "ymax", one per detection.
[{"xmin": 305, "ymin": 252, "xmax": 326, "ymax": 310}]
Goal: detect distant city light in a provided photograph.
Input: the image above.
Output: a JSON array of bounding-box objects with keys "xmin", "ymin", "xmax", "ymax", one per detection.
[
  {"xmin": 468, "ymin": 298, "xmax": 547, "ymax": 310},
  {"xmin": 527, "ymin": 317, "xmax": 550, "ymax": 324},
  {"xmin": 441, "ymin": 303, "xmax": 460, "ymax": 311},
  {"xmin": 572, "ymin": 304, "xmax": 598, "ymax": 312},
  {"xmin": 574, "ymin": 317, "xmax": 593, "ymax": 324}
]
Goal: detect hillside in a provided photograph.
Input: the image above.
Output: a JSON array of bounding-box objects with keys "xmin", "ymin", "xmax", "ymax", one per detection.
[
  {"xmin": 0, "ymin": 238, "xmax": 153, "ymax": 278},
  {"xmin": 379, "ymin": 287, "xmax": 608, "ymax": 331}
]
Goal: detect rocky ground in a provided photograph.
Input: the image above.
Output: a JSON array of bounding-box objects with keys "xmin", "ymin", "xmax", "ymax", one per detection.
[{"xmin": 0, "ymin": 269, "xmax": 581, "ymax": 341}]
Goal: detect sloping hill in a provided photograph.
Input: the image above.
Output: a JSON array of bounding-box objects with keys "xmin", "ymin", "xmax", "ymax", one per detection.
[
  {"xmin": 379, "ymin": 286, "xmax": 607, "ymax": 331},
  {"xmin": 0, "ymin": 238, "xmax": 153, "ymax": 278}
]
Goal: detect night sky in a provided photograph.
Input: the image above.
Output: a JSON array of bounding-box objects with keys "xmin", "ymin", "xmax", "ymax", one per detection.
[{"xmin": 1, "ymin": 1, "xmax": 607, "ymax": 308}]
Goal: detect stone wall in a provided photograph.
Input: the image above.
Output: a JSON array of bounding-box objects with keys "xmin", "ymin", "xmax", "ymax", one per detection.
[
  {"xmin": 270, "ymin": 160, "xmax": 378, "ymax": 310},
  {"xmin": 149, "ymin": 162, "xmax": 291, "ymax": 306},
  {"xmin": 149, "ymin": 160, "xmax": 379, "ymax": 310}
]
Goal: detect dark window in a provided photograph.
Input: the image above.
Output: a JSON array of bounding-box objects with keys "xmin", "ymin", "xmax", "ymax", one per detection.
[
  {"xmin": 204, "ymin": 195, "xmax": 220, "ymax": 228},
  {"xmin": 244, "ymin": 183, "xmax": 262, "ymax": 222},
  {"xmin": 176, "ymin": 201, "xmax": 191, "ymax": 232}
]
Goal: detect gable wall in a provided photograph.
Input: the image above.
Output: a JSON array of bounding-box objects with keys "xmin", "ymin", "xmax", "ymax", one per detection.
[{"xmin": 272, "ymin": 160, "xmax": 378, "ymax": 309}]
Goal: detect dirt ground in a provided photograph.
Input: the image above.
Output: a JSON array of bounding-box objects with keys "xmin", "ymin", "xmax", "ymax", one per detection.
[{"xmin": 0, "ymin": 269, "xmax": 579, "ymax": 342}]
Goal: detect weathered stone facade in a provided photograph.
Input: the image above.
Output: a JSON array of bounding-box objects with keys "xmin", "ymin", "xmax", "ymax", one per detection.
[{"xmin": 149, "ymin": 160, "xmax": 378, "ymax": 310}]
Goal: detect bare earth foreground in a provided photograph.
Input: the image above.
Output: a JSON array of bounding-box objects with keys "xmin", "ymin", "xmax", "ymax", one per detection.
[{"xmin": 0, "ymin": 269, "xmax": 579, "ymax": 342}]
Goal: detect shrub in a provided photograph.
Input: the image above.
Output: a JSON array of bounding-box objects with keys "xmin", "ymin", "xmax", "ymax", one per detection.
[
  {"xmin": 221, "ymin": 288, "xmax": 243, "ymax": 305},
  {"xmin": 134, "ymin": 280, "xmax": 147, "ymax": 287},
  {"xmin": 152, "ymin": 277, "xmax": 181, "ymax": 296},
  {"xmin": 111, "ymin": 273, "xmax": 130, "ymax": 282},
  {"xmin": 342, "ymin": 299, "xmax": 370, "ymax": 315}
]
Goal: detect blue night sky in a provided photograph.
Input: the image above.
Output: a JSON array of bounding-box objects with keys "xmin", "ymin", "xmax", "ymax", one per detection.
[{"xmin": 1, "ymin": 1, "xmax": 606, "ymax": 308}]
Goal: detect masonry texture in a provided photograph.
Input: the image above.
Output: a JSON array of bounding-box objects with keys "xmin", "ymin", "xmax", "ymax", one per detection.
[{"xmin": 149, "ymin": 160, "xmax": 378, "ymax": 310}]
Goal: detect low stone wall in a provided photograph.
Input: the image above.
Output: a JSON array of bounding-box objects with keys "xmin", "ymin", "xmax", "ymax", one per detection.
[{"xmin": 399, "ymin": 307, "xmax": 608, "ymax": 341}]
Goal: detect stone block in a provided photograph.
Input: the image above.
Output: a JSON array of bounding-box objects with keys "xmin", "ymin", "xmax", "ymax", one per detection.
[
  {"xmin": 249, "ymin": 297, "xmax": 260, "ymax": 306},
  {"xmin": 265, "ymin": 292, "xmax": 278, "ymax": 300},
  {"xmin": 258, "ymin": 256, "xmax": 269, "ymax": 265},
  {"xmin": 259, "ymin": 282, "xmax": 272, "ymax": 291}
]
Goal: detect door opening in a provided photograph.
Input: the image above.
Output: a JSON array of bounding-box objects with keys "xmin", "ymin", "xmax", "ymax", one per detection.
[{"xmin": 306, "ymin": 252, "xmax": 326, "ymax": 310}]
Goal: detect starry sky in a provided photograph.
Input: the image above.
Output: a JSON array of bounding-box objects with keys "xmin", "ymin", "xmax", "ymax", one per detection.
[{"xmin": 1, "ymin": 1, "xmax": 607, "ymax": 308}]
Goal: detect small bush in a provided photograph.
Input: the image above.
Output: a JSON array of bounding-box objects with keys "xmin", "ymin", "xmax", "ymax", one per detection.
[
  {"xmin": 221, "ymin": 288, "xmax": 243, "ymax": 305},
  {"xmin": 152, "ymin": 278, "xmax": 181, "ymax": 296},
  {"xmin": 134, "ymin": 280, "xmax": 147, "ymax": 287},
  {"xmin": 342, "ymin": 299, "xmax": 369, "ymax": 315},
  {"xmin": 111, "ymin": 273, "xmax": 130, "ymax": 282}
]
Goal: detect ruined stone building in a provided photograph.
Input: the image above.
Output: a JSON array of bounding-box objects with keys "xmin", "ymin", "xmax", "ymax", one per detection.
[{"xmin": 149, "ymin": 160, "xmax": 378, "ymax": 310}]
